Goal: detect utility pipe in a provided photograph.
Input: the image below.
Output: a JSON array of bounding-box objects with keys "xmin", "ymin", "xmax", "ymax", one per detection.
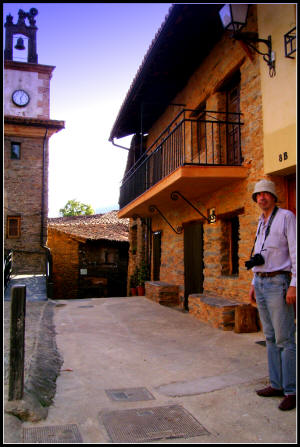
[
  {"xmin": 110, "ymin": 138, "xmax": 130, "ymax": 151},
  {"xmin": 41, "ymin": 128, "xmax": 48, "ymax": 246}
]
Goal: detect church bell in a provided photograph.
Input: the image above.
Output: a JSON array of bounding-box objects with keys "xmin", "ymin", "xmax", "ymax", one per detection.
[{"xmin": 14, "ymin": 37, "xmax": 25, "ymax": 51}]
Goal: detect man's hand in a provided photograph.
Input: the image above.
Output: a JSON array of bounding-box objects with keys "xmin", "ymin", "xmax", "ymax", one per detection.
[
  {"xmin": 249, "ymin": 285, "xmax": 256, "ymax": 305},
  {"xmin": 286, "ymin": 286, "xmax": 296, "ymax": 305}
]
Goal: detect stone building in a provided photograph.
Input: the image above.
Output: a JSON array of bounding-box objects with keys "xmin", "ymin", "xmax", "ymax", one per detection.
[
  {"xmin": 4, "ymin": 8, "xmax": 65, "ymax": 274},
  {"xmin": 109, "ymin": 5, "xmax": 296, "ymax": 330},
  {"xmin": 47, "ymin": 212, "xmax": 129, "ymax": 299}
]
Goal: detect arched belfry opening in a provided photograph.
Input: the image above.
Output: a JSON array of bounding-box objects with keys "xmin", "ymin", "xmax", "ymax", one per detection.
[{"xmin": 4, "ymin": 8, "xmax": 38, "ymax": 63}]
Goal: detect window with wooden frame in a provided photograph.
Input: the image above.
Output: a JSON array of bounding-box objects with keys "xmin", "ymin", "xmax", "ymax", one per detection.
[
  {"xmin": 218, "ymin": 71, "xmax": 242, "ymax": 165},
  {"xmin": 221, "ymin": 215, "xmax": 240, "ymax": 276},
  {"xmin": 7, "ymin": 216, "xmax": 21, "ymax": 238},
  {"xmin": 190, "ymin": 102, "xmax": 207, "ymax": 163},
  {"xmin": 11, "ymin": 142, "xmax": 21, "ymax": 159}
]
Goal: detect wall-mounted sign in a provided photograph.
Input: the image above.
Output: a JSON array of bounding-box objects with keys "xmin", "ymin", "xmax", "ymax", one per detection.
[{"xmin": 80, "ymin": 269, "xmax": 87, "ymax": 275}]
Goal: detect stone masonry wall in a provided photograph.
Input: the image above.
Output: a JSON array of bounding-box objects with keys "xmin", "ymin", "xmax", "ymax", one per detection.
[
  {"xmin": 47, "ymin": 228, "xmax": 79, "ymax": 299},
  {"xmin": 4, "ymin": 68, "xmax": 51, "ymax": 119},
  {"xmin": 127, "ymin": 5, "xmax": 287, "ymax": 322},
  {"xmin": 4, "ymin": 135, "xmax": 49, "ymax": 274},
  {"xmin": 127, "ymin": 218, "xmax": 147, "ymax": 295}
]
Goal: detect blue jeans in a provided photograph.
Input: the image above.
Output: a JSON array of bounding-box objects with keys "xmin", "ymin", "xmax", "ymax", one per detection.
[{"xmin": 254, "ymin": 273, "xmax": 296, "ymax": 395}]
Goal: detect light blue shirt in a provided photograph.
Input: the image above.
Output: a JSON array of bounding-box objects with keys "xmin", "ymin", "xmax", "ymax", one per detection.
[{"xmin": 252, "ymin": 207, "xmax": 297, "ymax": 287}]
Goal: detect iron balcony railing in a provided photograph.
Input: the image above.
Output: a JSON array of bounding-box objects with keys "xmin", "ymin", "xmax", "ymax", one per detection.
[{"xmin": 119, "ymin": 109, "xmax": 243, "ymax": 209}]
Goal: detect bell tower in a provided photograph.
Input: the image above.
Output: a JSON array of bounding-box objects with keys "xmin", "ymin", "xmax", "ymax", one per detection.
[
  {"xmin": 4, "ymin": 7, "xmax": 65, "ymax": 276},
  {"xmin": 4, "ymin": 8, "xmax": 38, "ymax": 63}
]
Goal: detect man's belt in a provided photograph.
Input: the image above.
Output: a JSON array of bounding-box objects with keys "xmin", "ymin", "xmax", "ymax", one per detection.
[{"xmin": 256, "ymin": 270, "xmax": 291, "ymax": 278}]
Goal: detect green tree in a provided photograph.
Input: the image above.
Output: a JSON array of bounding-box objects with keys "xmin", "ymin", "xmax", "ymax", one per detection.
[{"xmin": 59, "ymin": 199, "xmax": 94, "ymax": 216}]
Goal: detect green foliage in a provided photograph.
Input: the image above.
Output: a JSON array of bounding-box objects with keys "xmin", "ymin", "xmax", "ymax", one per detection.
[
  {"xmin": 59, "ymin": 199, "xmax": 94, "ymax": 217},
  {"xmin": 137, "ymin": 258, "xmax": 150, "ymax": 287},
  {"xmin": 130, "ymin": 266, "xmax": 139, "ymax": 288}
]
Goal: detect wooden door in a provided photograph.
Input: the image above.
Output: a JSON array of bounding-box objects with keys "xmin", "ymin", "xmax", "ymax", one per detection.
[
  {"xmin": 153, "ymin": 231, "xmax": 161, "ymax": 281},
  {"xmin": 286, "ymin": 173, "xmax": 296, "ymax": 215},
  {"xmin": 184, "ymin": 221, "xmax": 204, "ymax": 310},
  {"xmin": 286, "ymin": 173, "xmax": 296, "ymax": 315}
]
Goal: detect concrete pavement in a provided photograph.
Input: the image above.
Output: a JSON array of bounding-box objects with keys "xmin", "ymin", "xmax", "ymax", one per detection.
[
  {"xmin": 13, "ymin": 295, "xmax": 297, "ymax": 443},
  {"xmin": 4, "ymin": 275, "xmax": 62, "ymax": 443}
]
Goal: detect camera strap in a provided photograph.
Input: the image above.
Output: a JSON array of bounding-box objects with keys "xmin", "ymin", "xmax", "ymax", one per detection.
[{"xmin": 250, "ymin": 206, "xmax": 278, "ymax": 257}]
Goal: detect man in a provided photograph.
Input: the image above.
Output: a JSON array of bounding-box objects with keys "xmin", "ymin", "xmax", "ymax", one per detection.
[{"xmin": 248, "ymin": 179, "xmax": 296, "ymax": 411}]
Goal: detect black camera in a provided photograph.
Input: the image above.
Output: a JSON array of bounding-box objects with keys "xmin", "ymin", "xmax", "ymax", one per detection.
[{"xmin": 245, "ymin": 253, "xmax": 265, "ymax": 270}]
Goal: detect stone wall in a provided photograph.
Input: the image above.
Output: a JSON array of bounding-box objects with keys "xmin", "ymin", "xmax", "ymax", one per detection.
[
  {"xmin": 126, "ymin": 5, "xmax": 287, "ymax": 324},
  {"xmin": 4, "ymin": 135, "xmax": 49, "ymax": 274},
  {"xmin": 145, "ymin": 281, "xmax": 180, "ymax": 307},
  {"xmin": 127, "ymin": 217, "xmax": 147, "ymax": 295},
  {"xmin": 46, "ymin": 228, "xmax": 79, "ymax": 300},
  {"xmin": 47, "ymin": 229, "xmax": 129, "ymax": 299},
  {"xmin": 4, "ymin": 64, "xmax": 52, "ymax": 119}
]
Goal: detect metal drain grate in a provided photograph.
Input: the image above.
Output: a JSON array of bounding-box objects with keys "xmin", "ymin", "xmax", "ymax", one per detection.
[
  {"xmin": 23, "ymin": 424, "xmax": 83, "ymax": 443},
  {"xmin": 105, "ymin": 387, "xmax": 155, "ymax": 402},
  {"xmin": 100, "ymin": 404, "xmax": 209, "ymax": 443},
  {"xmin": 78, "ymin": 305, "xmax": 94, "ymax": 308}
]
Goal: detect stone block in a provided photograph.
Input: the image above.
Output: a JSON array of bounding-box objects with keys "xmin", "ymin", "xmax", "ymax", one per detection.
[
  {"xmin": 145, "ymin": 281, "xmax": 180, "ymax": 307},
  {"xmin": 188, "ymin": 294, "xmax": 258, "ymax": 332}
]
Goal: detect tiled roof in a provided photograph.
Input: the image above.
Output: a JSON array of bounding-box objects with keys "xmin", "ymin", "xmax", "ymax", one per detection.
[
  {"xmin": 48, "ymin": 211, "xmax": 129, "ymax": 242},
  {"xmin": 109, "ymin": 4, "xmax": 224, "ymax": 140}
]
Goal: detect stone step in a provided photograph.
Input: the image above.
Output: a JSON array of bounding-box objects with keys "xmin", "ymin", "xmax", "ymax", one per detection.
[{"xmin": 188, "ymin": 294, "xmax": 259, "ymax": 333}]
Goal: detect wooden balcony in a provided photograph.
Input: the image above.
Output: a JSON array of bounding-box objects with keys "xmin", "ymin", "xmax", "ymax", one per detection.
[{"xmin": 118, "ymin": 110, "xmax": 249, "ymax": 218}]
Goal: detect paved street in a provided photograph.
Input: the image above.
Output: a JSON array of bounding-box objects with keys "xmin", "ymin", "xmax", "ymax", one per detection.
[
  {"xmin": 18, "ymin": 303, "xmax": 300, "ymax": 441},
  {"xmin": 4, "ymin": 276, "xmax": 297, "ymax": 443}
]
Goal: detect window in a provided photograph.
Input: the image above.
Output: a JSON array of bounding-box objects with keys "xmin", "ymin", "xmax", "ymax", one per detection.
[
  {"xmin": 153, "ymin": 231, "xmax": 162, "ymax": 281},
  {"xmin": 7, "ymin": 216, "xmax": 21, "ymax": 238},
  {"xmin": 218, "ymin": 71, "xmax": 242, "ymax": 165},
  {"xmin": 221, "ymin": 215, "xmax": 239, "ymax": 275},
  {"xmin": 196, "ymin": 104, "xmax": 207, "ymax": 163},
  {"xmin": 11, "ymin": 142, "xmax": 21, "ymax": 159}
]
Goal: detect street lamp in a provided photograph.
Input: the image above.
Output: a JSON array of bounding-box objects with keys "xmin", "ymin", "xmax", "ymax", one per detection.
[
  {"xmin": 219, "ymin": 4, "xmax": 249, "ymax": 33},
  {"xmin": 219, "ymin": 4, "xmax": 276, "ymax": 77}
]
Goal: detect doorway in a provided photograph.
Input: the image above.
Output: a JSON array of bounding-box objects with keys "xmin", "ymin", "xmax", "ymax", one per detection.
[
  {"xmin": 226, "ymin": 73, "xmax": 241, "ymax": 165},
  {"xmin": 153, "ymin": 231, "xmax": 162, "ymax": 281},
  {"xmin": 286, "ymin": 173, "xmax": 296, "ymax": 215},
  {"xmin": 184, "ymin": 221, "xmax": 204, "ymax": 311}
]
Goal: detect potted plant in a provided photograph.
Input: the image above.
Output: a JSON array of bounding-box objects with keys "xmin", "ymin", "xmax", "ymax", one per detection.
[
  {"xmin": 137, "ymin": 259, "xmax": 149, "ymax": 296},
  {"xmin": 129, "ymin": 267, "xmax": 139, "ymax": 296},
  {"xmin": 129, "ymin": 275, "xmax": 136, "ymax": 296}
]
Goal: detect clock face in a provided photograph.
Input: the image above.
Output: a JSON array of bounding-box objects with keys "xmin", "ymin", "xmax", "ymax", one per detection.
[{"xmin": 12, "ymin": 89, "xmax": 30, "ymax": 107}]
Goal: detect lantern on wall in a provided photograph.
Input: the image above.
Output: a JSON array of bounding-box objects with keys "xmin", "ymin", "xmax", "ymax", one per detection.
[{"xmin": 219, "ymin": 4, "xmax": 276, "ymax": 77}]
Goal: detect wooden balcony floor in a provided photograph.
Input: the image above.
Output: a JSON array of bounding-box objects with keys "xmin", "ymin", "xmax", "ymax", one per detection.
[{"xmin": 118, "ymin": 164, "xmax": 249, "ymax": 218}]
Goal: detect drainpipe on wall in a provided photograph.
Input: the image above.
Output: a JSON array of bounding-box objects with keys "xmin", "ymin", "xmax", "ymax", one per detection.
[
  {"xmin": 41, "ymin": 128, "xmax": 48, "ymax": 247},
  {"xmin": 41, "ymin": 128, "xmax": 53, "ymax": 297},
  {"xmin": 110, "ymin": 137, "xmax": 130, "ymax": 151}
]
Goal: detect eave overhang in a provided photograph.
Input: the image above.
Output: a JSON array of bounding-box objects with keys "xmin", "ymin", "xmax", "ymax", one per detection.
[
  {"xmin": 118, "ymin": 165, "xmax": 249, "ymax": 219},
  {"xmin": 4, "ymin": 115, "xmax": 65, "ymax": 138},
  {"xmin": 109, "ymin": 4, "xmax": 225, "ymax": 141},
  {"xmin": 4, "ymin": 60, "xmax": 56, "ymax": 78}
]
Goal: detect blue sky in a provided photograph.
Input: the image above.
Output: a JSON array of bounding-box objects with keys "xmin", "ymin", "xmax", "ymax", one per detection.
[{"xmin": 3, "ymin": 3, "xmax": 171, "ymax": 216}]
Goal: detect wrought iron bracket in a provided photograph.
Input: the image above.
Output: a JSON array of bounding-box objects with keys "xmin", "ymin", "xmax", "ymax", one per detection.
[
  {"xmin": 234, "ymin": 32, "xmax": 275, "ymax": 77},
  {"xmin": 284, "ymin": 27, "xmax": 296, "ymax": 59},
  {"xmin": 149, "ymin": 205, "xmax": 183, "ymax": 234},
  {"xmin": 171, "ymin": 191, "xmax": 212, "ymax": 223}
]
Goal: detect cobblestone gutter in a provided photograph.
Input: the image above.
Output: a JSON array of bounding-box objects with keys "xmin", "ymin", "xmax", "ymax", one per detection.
[{"xmin": 4, "ymin": 300, "xmax": 63, "ymax": 422}]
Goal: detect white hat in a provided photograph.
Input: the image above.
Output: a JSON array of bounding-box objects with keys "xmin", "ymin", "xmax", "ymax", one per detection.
[{"xmin": 252, "ymin": 179, "xmax": 277, "ymax": 202}]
